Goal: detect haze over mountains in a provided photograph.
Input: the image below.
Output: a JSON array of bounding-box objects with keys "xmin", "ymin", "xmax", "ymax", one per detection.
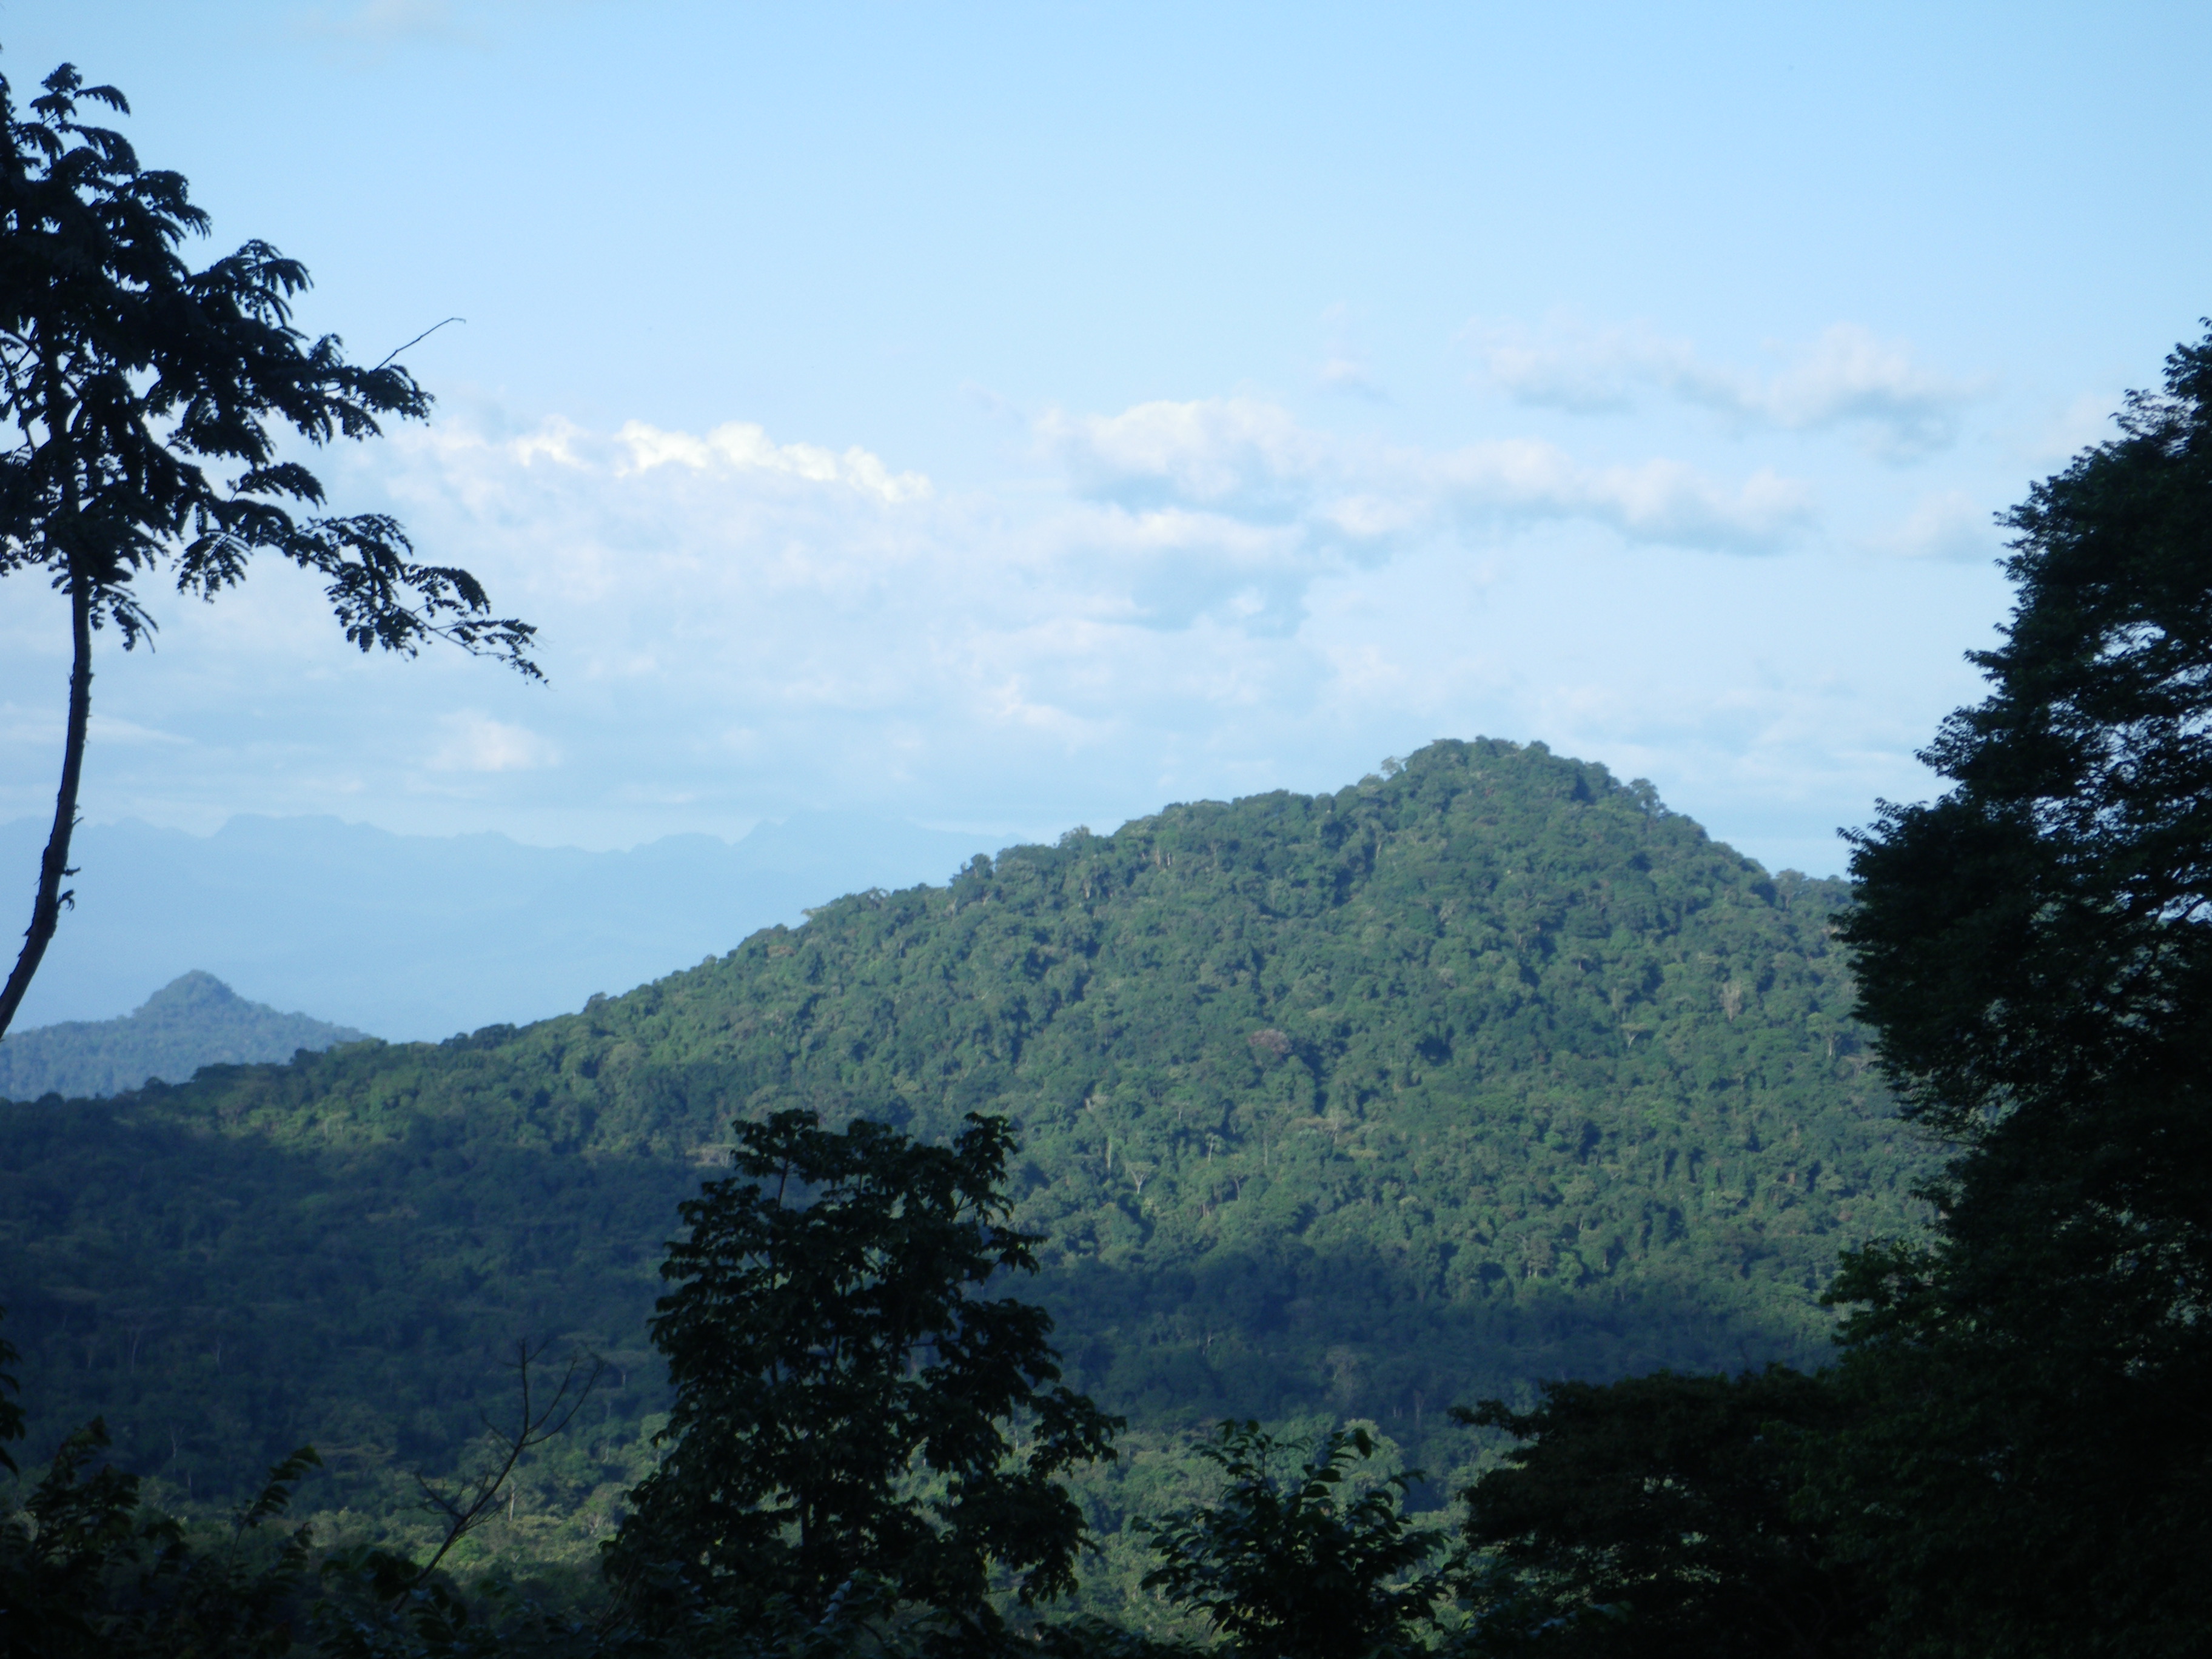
[
  {"xmin": 0, "ymin": 811, "xmax": 999, "ymax": 1040},
  {"xmin": 0, "ymin": 971, "xmax": 367, "ymax": 1102}
]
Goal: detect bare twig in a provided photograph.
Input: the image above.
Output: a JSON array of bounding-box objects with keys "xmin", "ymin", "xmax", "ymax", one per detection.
[
  {"xmin": 401, "ymin": 1339, "xmax": 604, "ymax": 1601},
  {"xmin": 373, "ymin": 317, "xmax": 465, "ymax": 372}
]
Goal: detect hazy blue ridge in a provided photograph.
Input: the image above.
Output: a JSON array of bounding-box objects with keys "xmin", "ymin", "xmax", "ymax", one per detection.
[
  {"xmin": 0, "ymin": 811, "xmax": 999, "ymax": 1039},
  {"xmin": 0, "ymin": 971, "xmax": 370, "ymax": 1102}
]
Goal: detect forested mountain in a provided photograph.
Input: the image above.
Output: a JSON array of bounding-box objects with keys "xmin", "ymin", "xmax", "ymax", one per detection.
[
  {"xmin": 0, "ymin": 971, "xmax": 368, "ymax": 1102},
  {"xmin": 0, "ymin": 739, "xmax": 1930, "ymax": 1579}
]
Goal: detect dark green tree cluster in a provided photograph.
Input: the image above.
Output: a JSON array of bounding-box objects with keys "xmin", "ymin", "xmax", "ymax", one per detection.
[
  {"xmin": 0, "ymin": 1110, "xmax": 1481, "ymax": 1659},
  {"xmin": 1453, "ymin": 1368, "xmax": 1866, "ymax": 1658},
  {"xmin": 2, "ymin": 1421, "xmax": 326, "ymax": 1659},
  {"xmin": 5, "ymin": 1113, "xmax": 1380, "ymax": 1658},
  {"xmin": 2, "ymin": 1316, "xmax": 634, "ymax": 1658}
]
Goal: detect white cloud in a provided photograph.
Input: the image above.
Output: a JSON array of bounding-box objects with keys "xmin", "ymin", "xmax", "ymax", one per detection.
[
  {"xmin": 1315, "ymin": 302, "xmax": 1387, "ymax": 400},
  {"xmin": 1040, "ymin": 398, "xmax": 1323, "ymax": 508},
  {"xmin": 1041, "ymin": 397, "xmax": 1812, "ymax": 555},
  {"xmin": 1318, "ymin": 355, "xmax": 1385, "ymax": 397},
  {"xmin": 1427, "ymin": 441, "xmax": 1813, "ymax": 551},
  {"xmin": 1467, "ymin": 320, "xmax": 1986, "ymax": 459},
  {"xmin": 0, "ymin": 393, "xmax": 1994, "ymax": 878},
  {"xmin": 0, "ymin": 707, "xmax": 189, "ymax": 754},
  {"xmin": 341, "ymin": 405, "xmax": 1843, "ymax": 823},
  {"xmin": 86, "ymin": 714, "xmax": 193, "ymax": 748},
  {"xmin": 428, "ymin": 712, "xmax": 560, "ymax": 773},
  {"xmin": 616, "ymin": 420, "xmax": 933, "ymax": 504},
  {"xmin": 1875, "ymin": 489, "xmax": 2005, "ymax": 563},
  {"xmin": 2018, "ymin": 390, "xmax": 2120, "ymax": 466}
]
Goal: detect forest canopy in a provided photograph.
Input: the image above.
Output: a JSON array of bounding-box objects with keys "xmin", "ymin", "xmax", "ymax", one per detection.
[{"xmin": 0, "ymin": 737, "xmax": 1926, "ymax": 1595}]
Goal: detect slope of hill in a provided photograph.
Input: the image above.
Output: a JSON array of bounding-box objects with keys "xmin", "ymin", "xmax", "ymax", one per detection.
[
  {"xmin": 0, "ymin": 972, "xmax": 369, "ymax": 1102},
  {"xmin": 0, "ymin": 739, "xmax": 1931, "ymax": 1572}
]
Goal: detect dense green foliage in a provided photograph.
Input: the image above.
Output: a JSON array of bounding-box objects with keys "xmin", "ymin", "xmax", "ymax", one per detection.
[
  {"xmin": 1, "ymin": 1421, "xmax": 325, "ymax": 1659},
  {"xmin": 1820, "ymin": 331, "xmax": 2212, "ymax": 1658},
  {"xmin": 4, "ymin": 40, "xmax": 2197, "ymax": 1659},
  {"xmin": 1138, "ymin": 1422, "xmax": 1450, "ymax": 1659},
  {"xmin": 0, "ymin": 738, "xmax": 1926, "ymax": 1586},
  {"xmin": 617, "ymin": 1109, "xmax": 1121, "ymax": 1630},
  {"xmin": 0, "ymin": 971, "xmax": 367, "ymax": 1101},
  {"xmin": 1455, "ymin": 1369, "xmax": 1866, "ymax": 1658}
]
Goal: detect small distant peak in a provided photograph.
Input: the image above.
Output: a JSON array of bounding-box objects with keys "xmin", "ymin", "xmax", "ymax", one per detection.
[{"xmin": 136, "ymin": 971, "xmax": 242, "ymax": 1016}]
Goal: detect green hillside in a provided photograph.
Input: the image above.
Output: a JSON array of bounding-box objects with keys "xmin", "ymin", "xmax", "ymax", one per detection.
[
  {"xmin": 0, "ymin": 738, "xmax": 1929, "ymax": 1578},
  {"xmin": 0, "ymin": 970, "xmax": 369, "ymax": 1101}
]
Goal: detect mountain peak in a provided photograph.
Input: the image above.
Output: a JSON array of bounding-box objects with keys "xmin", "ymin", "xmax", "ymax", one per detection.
[
  {"xmin": 0, "ymin": 974, "xmax": 367, "ymax": 1102},
  {"xmin": 138, "ymin": 970, "xmax": 246, "ymax": 1018}
]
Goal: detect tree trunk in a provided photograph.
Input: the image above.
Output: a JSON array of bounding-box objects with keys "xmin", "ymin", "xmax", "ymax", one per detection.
[{"xmin": 0, "ymin": 570, "xmax": 93, "ymax": 1042}]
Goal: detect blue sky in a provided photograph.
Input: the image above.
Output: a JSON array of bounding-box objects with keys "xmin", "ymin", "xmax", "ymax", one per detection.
[{"xmin": 3, "ymin": 1, "xmax": 2208, "ymax": 876}]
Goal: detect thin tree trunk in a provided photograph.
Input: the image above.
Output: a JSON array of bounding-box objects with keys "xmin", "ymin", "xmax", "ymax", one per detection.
[{"xmin": 0, "ymin": 570, "xmax": 93, "ymax": 1042}]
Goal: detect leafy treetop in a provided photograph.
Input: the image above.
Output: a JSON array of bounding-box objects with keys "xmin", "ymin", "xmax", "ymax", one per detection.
[
  {"xmin": 1138, "ymin": 1420, "xmax": 1450, "ymax": 1659},
  {"xmin": 0, "ymin": 55, "xmax": 537, "ymax": 1041},
  {"xmin": 1840, "ymin": 328, "xmax": 2212, "ymax": 1142},
  {"xmin": 0, "ymin": 59, "xmax": 534, "ymax": 661},
  {"xmin": 615, "ymin": 1107, "xmax": 1122, "ymax": 1631}
]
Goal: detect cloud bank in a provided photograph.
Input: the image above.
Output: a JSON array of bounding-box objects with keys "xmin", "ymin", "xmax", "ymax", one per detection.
[
  {"xmin": 1039, "ymin": 397, "xmax": 1814, "ymax": 560},
  {"xmin": 0, "ymin": 358, "xmax": 2006, "ymax": 876},
  {"xmin": 1467, "ymin": 320, "xmax": 1986, "ymax": 460}
]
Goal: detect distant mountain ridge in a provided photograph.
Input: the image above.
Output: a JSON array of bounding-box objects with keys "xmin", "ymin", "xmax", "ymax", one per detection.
[
  {"xmin": 0, "ymin": 971, "xmax": 369, "ymax": 1101},
  {"xmin": 0, "ymin": 811, "xmax": 1000, "ymax": 1039}
]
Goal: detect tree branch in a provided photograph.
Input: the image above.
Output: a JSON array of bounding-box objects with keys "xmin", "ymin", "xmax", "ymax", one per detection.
[
  {"xmin": 400, "ymin": 1339, "xmax": 603, "ymax": 1601},
  {"xmin": 373, "ymin": 317, "xmax": 464, "ymax": 373}
]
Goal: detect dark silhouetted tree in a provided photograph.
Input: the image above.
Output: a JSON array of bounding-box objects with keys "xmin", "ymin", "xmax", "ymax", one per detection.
[
  {"xmin": 1829, "ymin": 327, "xmax": 2212, "ymax": 1657},
  {"xmin": 612, "ymin": 1107, "xmax": 1122, "ymax": 1638},
  {"xmin": 0, "ymin": 56, "xmax": 537, "ymax": 1041},
  {"xmin": 1454, "ymin": 1369, "xmax": 1870, "ymax": 1659}
]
